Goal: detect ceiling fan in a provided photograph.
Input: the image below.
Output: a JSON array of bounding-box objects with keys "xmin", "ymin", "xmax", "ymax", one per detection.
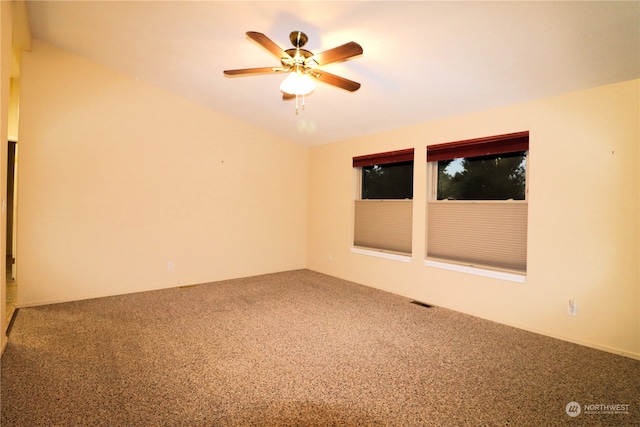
[{"xmin": 224, "ymin": 31, "xmax": 363, "ymax": 112}]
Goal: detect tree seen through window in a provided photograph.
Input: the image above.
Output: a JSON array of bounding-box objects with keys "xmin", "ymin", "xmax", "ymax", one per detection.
[
  {"xmin": 362, "ymin": 161, "xmax": 413, "ymax": 199},
  {"xmin": 437, "ymin": 151, "xmax": 526, "ymax": 200}
]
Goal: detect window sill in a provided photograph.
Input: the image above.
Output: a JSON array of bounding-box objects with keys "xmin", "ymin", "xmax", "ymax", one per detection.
[
  {"xmin": 424, "ymin": 259, "xmax": 526, "ymax": 283},
  {"xmin": 351, "ymin": 247, "xmax": 412, "ymax": 263}
]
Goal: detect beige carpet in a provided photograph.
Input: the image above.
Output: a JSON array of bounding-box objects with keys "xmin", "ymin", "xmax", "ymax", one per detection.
[{"xmin": 1, "ymin": 270, "xmax": 638, "ymax": 426}]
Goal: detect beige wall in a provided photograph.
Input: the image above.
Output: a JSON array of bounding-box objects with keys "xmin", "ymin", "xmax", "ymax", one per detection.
[
  {"xmin": 307, "ymin": 79, "xmax": 640, "ymax": 359},
  {"xmin": 8, "ymin": 77, "xmax": 19, "ymax": 141},
  {"xmin": 16, "ymin": 40, "xmax": 308, "ymax": 306}
]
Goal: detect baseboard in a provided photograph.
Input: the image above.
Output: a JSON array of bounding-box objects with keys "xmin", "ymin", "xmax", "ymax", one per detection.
[
  {"xmin": 15, "ymin": 287, "xmax": 170, "ymax": 309},
  {"xmin": 349, "ymin": 279, "xmax": 640, "ymax": 361},
  {"xmin": 444, "ymin": 307, "xmax": 640, "ymax": 360},
  {"xmin": 455, "ymin": 308, "xmax": 640, "ymax": 360},
  {"xmin": 517, "ymin": 327, "xmax": 640, "ymax": 361}
]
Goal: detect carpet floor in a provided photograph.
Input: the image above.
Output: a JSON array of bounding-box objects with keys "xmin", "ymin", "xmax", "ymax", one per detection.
[{"xmin": 1, "ymin": 269, "xmax": 638, "ymax": 426}]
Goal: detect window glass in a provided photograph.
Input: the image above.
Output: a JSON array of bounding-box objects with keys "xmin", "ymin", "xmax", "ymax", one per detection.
[
  {"xmin": 436, "ymin": 151, "xmax": 526, "ymax": 200},
  {"xmin": 362, "ymin": 161, "xmax": 413, "ymax": 199}
]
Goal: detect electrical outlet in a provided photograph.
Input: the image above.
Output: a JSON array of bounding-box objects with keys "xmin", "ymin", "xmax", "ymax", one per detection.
[
  {"xmin": 568, "ymin": 299, "xmax": 577, "ymax": 316},
  {"xmin": 168, "ymin": 262, "xmax": 174, "ymax": 271}
]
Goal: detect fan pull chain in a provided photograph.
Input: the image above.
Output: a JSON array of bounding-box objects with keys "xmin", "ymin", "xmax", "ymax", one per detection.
[{"xmin": 294, "ymin": 93, "xmax": 307, "ymax": 115}]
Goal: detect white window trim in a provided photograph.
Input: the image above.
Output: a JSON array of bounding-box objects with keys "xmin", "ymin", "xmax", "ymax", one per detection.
[
  {"xmin": 426, "ymin": 153, "xmax": 529, "ymax": 275},
  {"xmin": 351, "ymin": 247, "xmax": 412, "ymax": 263},
  {"xmin": 424, "ymin": 259, "xmax": 526, "ymax": 283},
  {"xmin": 355, "ymin": 167, "xmax": 363, "ymax": 200},
  {"xmin": 354, "ymin": 160, "xmax": 414, "ymax": 255}
]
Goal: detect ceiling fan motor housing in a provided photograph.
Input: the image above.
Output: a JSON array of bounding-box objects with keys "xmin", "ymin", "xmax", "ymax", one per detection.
[
  {"xmin": 283, "ymin": 48, "xmax": 315, "ymax": 68},
  {"xmin": 289, "ymin": 31, "xmax": 308, "ymax": 48}
]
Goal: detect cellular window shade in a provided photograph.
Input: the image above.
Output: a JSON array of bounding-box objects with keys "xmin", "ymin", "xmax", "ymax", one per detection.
[
  {"xmin": 427, "ymin": 131, "xmax": 529, "ymax": 162},
  {"xmin": 354, "ymin": 200, "xmax": 412, "ymax": 254},
  {"xmin": 427, "ymin": 202, "xmax": 527, "ymax": 272},
  {"xmin": 353, "ymin": 148, "xmax": 414, "ymax": 167}
]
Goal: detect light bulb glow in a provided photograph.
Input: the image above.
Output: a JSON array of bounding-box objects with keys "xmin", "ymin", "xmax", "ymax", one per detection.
[{"xmin": 280, "ymin": 71, "xmax": 315, "ymax": 95}]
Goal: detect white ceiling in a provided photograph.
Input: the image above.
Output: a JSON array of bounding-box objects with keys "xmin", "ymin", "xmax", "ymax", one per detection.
[{"xmin": 25, "ymin": 1, "xmax": 639, "ymax": 146}]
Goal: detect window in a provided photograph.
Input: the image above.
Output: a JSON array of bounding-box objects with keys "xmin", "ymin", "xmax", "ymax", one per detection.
[
  {"xmin": 426, "ymin": 132, "xmax": 529, "ymax": 273},
  {"xmin": 362, "ymin": 161, "xmax": 414, "ymax": 199},
  {"xmin": 353, "ymin": 149, "xmax": 414, "ymax": 254},
  {"xmin": 437, "ymin": 151, "xmax": 527, "ymax": 201}
]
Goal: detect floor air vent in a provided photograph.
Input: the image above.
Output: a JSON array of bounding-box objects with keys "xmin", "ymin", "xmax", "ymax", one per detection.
[{"xmin": 410, "ymin": 301, "xmax": 433, "ymax": 308}]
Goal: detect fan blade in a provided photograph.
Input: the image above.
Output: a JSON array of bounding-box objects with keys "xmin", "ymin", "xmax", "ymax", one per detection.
[
  {"xmin": 282, "ymin": 92, "xmax": 296, "ymax": 101},
  {"xmin": 224, "ymin": 67, "xmax": 287, "ymax": 76},
  {"xmin": 312, "ymin": 70, "xmax": 361, "ymax": 92},
  {"xmin": 308, "ymin": 41, "xmax": 363, "ymax": 67},
  {"xmin": 246, "ymin": 31, "xmax": 292, "ymax": 61}
]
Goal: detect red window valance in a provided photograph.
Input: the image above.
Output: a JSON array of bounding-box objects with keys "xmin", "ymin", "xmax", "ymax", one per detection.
[
  {"xmin": 353, "ymin": 148, "xmax": 415, "ymax": 168},
  {"xmin": 427, "ymin": 131, "xmax": 529, "ymax": 162}
]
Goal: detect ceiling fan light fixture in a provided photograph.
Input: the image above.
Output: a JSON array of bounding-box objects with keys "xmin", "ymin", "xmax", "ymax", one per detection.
[
  {"xmin": 224, "ymin": 31, "xmax": 363, "ymax": 115},
  {"xmin": 280, "ymin": 71, "xmax": 315, "ymax": 96}
]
